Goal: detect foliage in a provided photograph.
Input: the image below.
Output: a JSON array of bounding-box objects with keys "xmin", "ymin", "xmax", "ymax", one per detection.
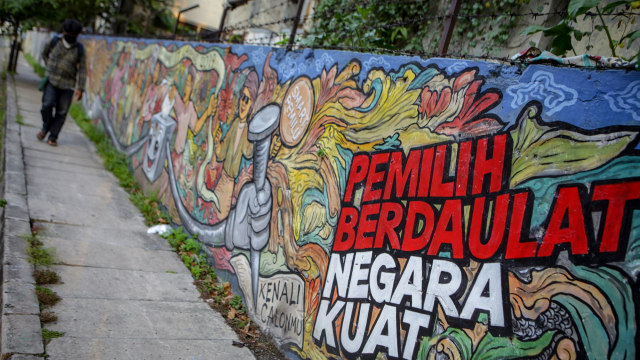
[
  {"xmin": 40, "ymin": 310, "xmax": 58, "ymax": 323},
  {"xmin": 0, "ymin": 0, "xmax": 175, "ymax": 36},
  {"xmin": 23, "ymin": 233, "xmax": 56, "ymax": 266},
  {"xmin": 230, "ymin": 295, "xmax": 246, "ymax": 314},
  {"xmin": 0, "ymin": 198, "xmax": 7, "ymax": 207},
  {"xmin": 15, "ymin": 113, "xmax": 25, "ymax": 125},
  {"xmin": 522, "ymin": 0, "xmax": 639, "ymax": 58},
  {"xmin": 0, "ymin": 0, "xmax": 54, "ymax": 33},
  {"xmin": 35, "ymin": 286, "xmax": 61, "ymax": 306},
  {"xmin": 454, "ymin": 0, "xmax": 529, "ymax": 55},
  {"xmin": 34, "ymin": 269, "xmax": 61, "ymax": 285},
  {"xmin": 41, "ymin": 328, "xmax": 64, "ymax": 341},
  {"xmin": 302, "ymin": 0, "xmax": 436, "ymax": 52},
  {"xmin": 303, "ymin": 0, "xmax": 530, "ymax": 54},
  {"xmin": 163, "ymin": 227, "xmax": 212, "ymax": 280},
  {"xmin": 161, "ymin": 228, "xmax": 252, "ymax": 328}
]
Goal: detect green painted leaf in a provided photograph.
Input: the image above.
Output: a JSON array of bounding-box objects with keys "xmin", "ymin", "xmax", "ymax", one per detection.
[
  {"xmin": 417, "ymin": 327, "xmax": 473, "ymax": 360},
  {"xmin": 471, "ymin": 331, "xmax": 557, "ymax": 360},
  {"xmin": 510, "ymin": 103, "xmax": 637, "ymax": 187},
  {"xmin": 568, "ymin": 0, "xmax": 601, "ymax": 18},
  {"xmin": 561, "ymin": 265, "xmax": 637, "ymax": 359}
]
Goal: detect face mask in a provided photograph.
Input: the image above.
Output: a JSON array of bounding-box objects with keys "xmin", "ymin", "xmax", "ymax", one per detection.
[{"xmin": 63, "ymin": 34, "xmax": 77, "ymax": 44}]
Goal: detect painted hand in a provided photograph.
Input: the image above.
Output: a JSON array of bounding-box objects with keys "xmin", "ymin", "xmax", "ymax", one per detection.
[
  {"xmin": 249, "ymin": 180, "xmax": 272, "ymax": 251},
  {"xmin": 224, "ymin": 180, "xmax": 272, "ymax": 252}
]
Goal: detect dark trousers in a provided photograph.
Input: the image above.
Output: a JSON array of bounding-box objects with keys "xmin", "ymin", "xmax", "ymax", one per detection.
[{"xmin": 41, "ymin": 82, "xmax": 73, "ymax": 141}]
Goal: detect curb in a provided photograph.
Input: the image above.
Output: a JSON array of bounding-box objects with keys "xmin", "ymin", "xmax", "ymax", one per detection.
[{"xmin": 1, "ymin": 74, "xmax": 45, "ymax": 358}]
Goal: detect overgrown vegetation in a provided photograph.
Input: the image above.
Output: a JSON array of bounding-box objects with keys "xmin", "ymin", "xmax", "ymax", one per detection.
[
  {"xmin": 40, "ymin": 310, "xmax": 58, "ymax": 323},
  {"xmin": 303, "ymin": 0, "xmax": 434, "ymax": 52},
  {"xmin": 41, "ymin": 328, "xmax": 64, "ymax": 344},
  {"xmin": 24, "ymin": 227, "xmax": 63, "ymax": 349},
  {"xmin": 23, "ymin": 233, "xmax": 56, "ymax": 266},
  {"xmin": 35, "ymin": 285, "xmax": 61, "ymax": 306},
  {"xmin": 15, "ymin": 112, "xmax": 26, "ymax": 125},
  {"xmin": 34, "ymin": 269, "xmax": 61, "ymax": 285},
  {"xmin": 524, "ymin": 0, "xmax": 640, "ymax": 59},
  {"xmin": 69, "ymin": 103, "xmax": 170, "ymax": 226},
  {"xmin": 303, "ymin": 0, "xmax": 529, "ymax": 54},
  {"xmin": 454, "ymin": 0, "xmax": 529, "ymax": 55}
]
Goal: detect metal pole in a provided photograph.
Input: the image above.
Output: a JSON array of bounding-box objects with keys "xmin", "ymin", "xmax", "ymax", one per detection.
[
  {"xmin": 173, "ymin": 13, "xmax": 182, "ymax": 37},
  {"xmin": 288, "ymin": 0, "xmax": 306, "ymax": 48},
  {"xmin": 174, "ymin": 4, "xmax": 200, "ymax": 38},
  {"xmin": 215, "ymin": 3, "xmax": 230, "ymax": 42},
  {"xmin": 438, "ymin": 0, "xmax": 461, "ymax": 56}
]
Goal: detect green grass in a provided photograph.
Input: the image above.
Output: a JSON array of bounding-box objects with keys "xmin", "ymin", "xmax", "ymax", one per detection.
[
  {"xmin": 41, "ymin": 328, "xmax": 64, "ymax": 341},
  {"xmin": 163, "ymin": 227, "xmax": 218, "ymax": 285},
  {"xmin": 16, "ymin": 112, "xmax": 25, "ymax": 125},
  {"xmin": 68, "ymin": 103, "xmax": 170, "ymax": 226},
  {"xmin": 24, "ymin": 53, "xmax": 46, "ymax": 78},
  {"xmin": 34, "ymin": 269, "xmax": 61, "ymax": 285},
  {"xmin": 23, "ymin": 233, "xmax": 56, "ymax": 266},
  {"xmin": 35, "ymin": 286, "xmax": 61, "ymax": 306}
]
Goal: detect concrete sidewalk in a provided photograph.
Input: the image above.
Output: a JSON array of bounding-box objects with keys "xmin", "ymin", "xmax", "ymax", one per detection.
[{"xmin": 2, "ymin": 54, "xmax": 255, "ymax": 359}]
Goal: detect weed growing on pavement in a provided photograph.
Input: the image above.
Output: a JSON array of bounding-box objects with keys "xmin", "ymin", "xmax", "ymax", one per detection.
[
  {"xmin": 15, "ymin": 112, "xmax": 24, "ymax": 125},
  {"xmin": 40, "ymin": 311, "xmax": 58, "ymax": 323},
  {"xmin": 34, "ymin": 269, "xmax": 61, "ymax": 285},
  {"xmin": 0, "ymin": 198, "xmax": 7, "ymax": 207},
  {"xmin": 163, "ymin": 228, "xmax": 216, "ymax": 282},
  {"xmin": 24, "ymin": 228, "xmax": 62, "ymax": 340},
  {"xmin": 230, "ymin": 295, "xmax": 245, "ymax": 314},
  {"xmin": 35, "ymin": 286, "xmax": 61, "ymax": 306},
  {"xmin": 162, "ymin": 228, "xmax": 256, "ymax": 328},
  {"xmin": 23, "ymin": 233, "xmax": 56, "ymax": 266},
  {"xmin": 41, "ymin": 328, "xmax": 64, "ymax": 343},
  {"xmin": 24, "ymin": 53, "xmax": 46, "ymax": 78},
  {"xmin": 69, "ymin": 103, "xmax": 169, "ymax": 226}
]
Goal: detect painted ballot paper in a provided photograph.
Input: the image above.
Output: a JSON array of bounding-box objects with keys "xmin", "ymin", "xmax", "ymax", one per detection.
[{"xmin": 60, "ymin": 32, "xmax": 640, "ymax": 359}]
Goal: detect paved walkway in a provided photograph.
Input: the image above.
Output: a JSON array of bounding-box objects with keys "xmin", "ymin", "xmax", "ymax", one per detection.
[{"xmin": 3, "ymin": 54, "xmax": 254, "ymax": 359}]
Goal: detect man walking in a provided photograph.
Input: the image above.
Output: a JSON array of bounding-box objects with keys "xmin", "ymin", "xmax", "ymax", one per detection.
[{"xmin": 38, "ymin": 19, "xmax": 86, "ymax": 146}]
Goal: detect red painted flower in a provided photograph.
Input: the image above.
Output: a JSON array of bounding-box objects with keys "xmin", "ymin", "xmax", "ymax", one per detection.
[{"xmin": 418, "ymin": 69, "xmax": 503, "ymax": 138}]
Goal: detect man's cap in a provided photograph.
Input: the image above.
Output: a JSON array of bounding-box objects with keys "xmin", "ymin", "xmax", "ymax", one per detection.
[{"xmin": 62, "ymin": 19, "xmax": 82, "ymax": 35}]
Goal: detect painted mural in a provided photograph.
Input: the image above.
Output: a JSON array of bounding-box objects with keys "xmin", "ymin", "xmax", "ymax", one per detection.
[{"xmin": 77, "ymin": 34, "xmax": 640, "ymax": 359}]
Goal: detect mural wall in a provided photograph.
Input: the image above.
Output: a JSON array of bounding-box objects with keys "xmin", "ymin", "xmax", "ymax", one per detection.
[{"xmin": 73, "ymin": 33, "xmax": 640, "ymax": 359}]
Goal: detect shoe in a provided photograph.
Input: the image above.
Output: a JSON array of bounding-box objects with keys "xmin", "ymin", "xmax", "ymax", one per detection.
[
  {"xmin": 47, "ymin": 139, "xmax": 57, "ymax": 146},
  {"xmin": 37, "ymin": 131, "xmax": 46, "ymax": 141}
]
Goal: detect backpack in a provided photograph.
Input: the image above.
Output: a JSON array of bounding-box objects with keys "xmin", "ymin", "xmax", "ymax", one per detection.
[{"xmin": 51, "ymin": 36, "xmax": 84, "ymax": 58}]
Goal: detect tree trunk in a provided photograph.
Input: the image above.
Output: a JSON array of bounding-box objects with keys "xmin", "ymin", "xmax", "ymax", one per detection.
[
  {"xmin": 9, "ymin": 38, "xmax": 18, "ymax": 72},
  {"xmin": 8, "ymin": 24, "xmax": 21, "ymax": 73}
]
